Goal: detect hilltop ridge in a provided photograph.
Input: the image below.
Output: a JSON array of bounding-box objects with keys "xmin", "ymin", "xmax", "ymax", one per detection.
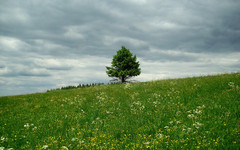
[{"xmin": 0, "ymin": 73, "xmax": 239, "ymax": 149}]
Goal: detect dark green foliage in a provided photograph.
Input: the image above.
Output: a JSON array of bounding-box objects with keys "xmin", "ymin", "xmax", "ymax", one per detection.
[
  {"xmin": 47, "ymin": 83, "xmax": 105, "ymax": 92},
  {"xmin": 61, "ymin": 85, "xmax": 76, "ymax": 90},
  {"xmin": 106, "ymin": 46, "xmax": 141, "ymax": 83}
]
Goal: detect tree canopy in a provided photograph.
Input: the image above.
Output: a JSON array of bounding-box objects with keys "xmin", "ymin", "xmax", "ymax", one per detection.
[{"xmin": 106, "ymin": 46, "xmax": 141, "ymax": 83}]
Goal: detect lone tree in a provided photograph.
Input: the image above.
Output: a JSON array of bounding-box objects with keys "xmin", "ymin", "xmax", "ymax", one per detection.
[{"xmin": 106, "ymin": 46, "xmax": 141, "ymax": 83}]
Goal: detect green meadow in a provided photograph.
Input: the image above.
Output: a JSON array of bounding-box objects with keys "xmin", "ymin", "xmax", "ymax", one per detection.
[{"xmin": 0, "ymin": 73, "xmax": 240, "ymax": 149}]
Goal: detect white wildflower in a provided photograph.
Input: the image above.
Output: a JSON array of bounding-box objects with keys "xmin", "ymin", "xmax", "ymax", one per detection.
[
  {"xmin": 153, "ymin": 101, "xmax": 161, "ymax": 107},
  {"xmin": 32, "ymin": 126, "xmax": 37, "ymax": 131},
  {"xmin": 156, "ymin": 133, "xmax": 164, "ymax": 138},
  {"xmin": 140, "ymin": 105, "xmax": 145, "ymax": 110},
  {"xmin": 0, "ymin": 147, "xmax": 4, "ymax": 150},
  {"xmin": 42, "ymin": 145, "xmax": 48, "ymax": 149},
  {"xmin": 193, "ymin": 122, "xmax": 204, "ymax": 129},
  {"xmin": 79, "ymin": 140, "xmax": 84, "ymax": 144},
  {"xmin": 1, "ymin": 136, "xmax": 6, "ymax": 142},
  {"xmin": 187, "ymin": 114, "xmax": 195, "ymax": 118},
  {"xmin": 60, "ymin": 146, "xmax": 68, "ymax": 150},
  {"xmin": 228, "ymin": 82, "xmax": 235, "ymax": 88},
  {"xmin": 164, "ymin": 126, "xmax": 169, "ymax": 129},
  {"xmin": 24, "ymin": 123, "xmax": 30, "ymax": 128},
  {"xmin": 124, "ymin": 83, "xmax": 131, "ymax": 89},
  {"xmin": 194, "ymin": 109, "xmax": 202, "ymax": 114},
  {"xmin": 71, "ymin": 137, "xmax": 78, "ymax": 142},
  {"xmin": 169, "ymin": 121, "xmax": 173, "ymax": 124},
  {"xmin": 176, "ymin": 121, "xmax": 181, "ymax": 124},
  {"xmin": 143, "ymin": 141, "xmax": 150, "ymax": 145},
  {"xmin": 133, "ymin": 101, "xmax": 141, "ymax": 106},
  {"xmin": 106, "ymin": 111, "xmax": 113, "ymax": 114}
]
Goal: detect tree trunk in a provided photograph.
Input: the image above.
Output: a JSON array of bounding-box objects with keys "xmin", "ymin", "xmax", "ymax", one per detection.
[{"xmin": 121, "ymin": 76, "xmax": 125, "ymax": 83}]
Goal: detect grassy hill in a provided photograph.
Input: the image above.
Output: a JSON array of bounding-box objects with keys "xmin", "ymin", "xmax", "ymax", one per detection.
[{"xmin": 0, "ymin": 73, "xmax": 240, "ymax": 149}]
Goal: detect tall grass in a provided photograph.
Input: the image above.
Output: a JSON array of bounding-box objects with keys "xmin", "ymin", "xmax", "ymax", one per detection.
[{"xmin": 0, "ymin": 73, "xmax": 239, "ymax": 149}]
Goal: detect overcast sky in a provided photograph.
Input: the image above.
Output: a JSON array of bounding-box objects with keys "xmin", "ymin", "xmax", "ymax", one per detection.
[{"xmin": 0, "ymin": 0, "xmax": 240, "ymax": 96}]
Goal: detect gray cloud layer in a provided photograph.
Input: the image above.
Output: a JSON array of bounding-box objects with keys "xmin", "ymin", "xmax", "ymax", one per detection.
[{"xmin": 0, "ymin": 0, "xmax": 240, "ymax": 96}]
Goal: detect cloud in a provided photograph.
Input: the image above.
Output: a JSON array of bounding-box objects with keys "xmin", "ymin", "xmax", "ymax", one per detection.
[
  {"xmin": 0, "ymin": 0, "xmax": 239, "ymax": 96},
  {"xmin": 0, "ymin": 62, "xmax": 51, "ymax": 77}
]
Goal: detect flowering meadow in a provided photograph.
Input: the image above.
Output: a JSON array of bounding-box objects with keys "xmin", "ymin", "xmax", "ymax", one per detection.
[{"xmin": 0, "ymin": 73, "xmax": 240, "ymax": 149}]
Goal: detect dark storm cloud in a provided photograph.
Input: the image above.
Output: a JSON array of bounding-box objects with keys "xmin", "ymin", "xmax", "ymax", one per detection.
[
  {"xmin": 0, "ymin": 62, "xmax": 51, "ymax": 77},
  {"xmin": 139, "ymin": 49, "xmax": 199, "ymax": 62},
  {"xmin": 1, "ymin": 71, "xmax": 50, "ymax": 77},
  {"xmin": 0, "ymin": 65, "xmax": 4, "ymax": 69},
  {"xmin": 0, "ymin": 0, "xmax": 239, "ymax": 96},
  {"xmin": 2, "ymin": 0, "xmax": 240, "ymax": 56}
]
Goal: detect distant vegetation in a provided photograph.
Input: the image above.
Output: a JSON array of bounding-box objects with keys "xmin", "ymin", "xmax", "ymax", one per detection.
[
  {"xmin": 47, "ymin": 82, "xmax": 124, "ymax": 92},
  {"xmin": 0, "ymin": 73, "xmax": 239, "ymax": 149},
  {"xmin": 47, "ymin": 83, "xmax": 106, "ymax": 91}
]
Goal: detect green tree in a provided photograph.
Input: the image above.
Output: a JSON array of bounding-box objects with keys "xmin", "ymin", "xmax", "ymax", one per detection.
[{"xmin": 106, "ymin": 46, "xmax": 141, "ymax": 83}]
